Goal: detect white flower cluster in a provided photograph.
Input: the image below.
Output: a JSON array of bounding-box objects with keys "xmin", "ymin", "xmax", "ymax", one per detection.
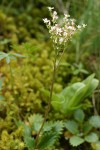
[{"xmin": 43, "ymin": 7, "xmax": 87, "ymax": 47}]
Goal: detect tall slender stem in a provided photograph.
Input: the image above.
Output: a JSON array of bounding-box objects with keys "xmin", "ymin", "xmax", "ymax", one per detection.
[{"xmin": 34, "ymin": 52, "xmax": 57, "ymax": 149}]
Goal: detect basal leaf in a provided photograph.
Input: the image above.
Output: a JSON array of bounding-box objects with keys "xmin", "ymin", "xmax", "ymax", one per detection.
[
  {"xmin": 89, "ymin": 116, "xmax": 100, "ymax": 128},
  {"xmin": 41, "ymin": 75, "xmax": 99, "ymax": 115},
  {"xmin": 64, "ymin": 120, "xmax": 79, "ymax": 134},
  {"xmin": 85, "ymin": 132, "xmax": 99, "ymax": 143},
  {"xmin": 70, "ymin": 136, "xmax": 84, "ymax": 146},
  {"xmin": 83, "ymin": 121, "xmax": 93, "ymax": 134},
  {"xmin": 82, "ymin": 74, "xmax": 99, "ymax": 98},
  {"xmin": 52, "ymin": 82, "xmax": 85, "ymax": 114},
  {"xmin": 42, "ymin": 88, "xmax": 63, "ymax": 111},
  {"xmin": 51, "ymin": 74, "xmax": 99, "ymax": 115},
  {"xmin": 74, "ymin": 109, "xmax": 85, "ymax": 123}
]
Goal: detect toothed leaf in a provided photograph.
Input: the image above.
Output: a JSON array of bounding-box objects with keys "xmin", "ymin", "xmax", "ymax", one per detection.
[
  {"xmin": 28, "ymin": 114, "xmax": 43, "ymax": 132},
  {"xmin": 38, "ymin": 132, "xmax": 57, "ymax": 149},
  {"xmin": 70, "ymin": 136, "xmax": 84, "ymax": 146},
  {"xmin": 89, "ymin": 116, "xmax": 100, "ymax": 128},
  {"xmin": 85, "ymin": 133, "xmax": 99, "ymax": 143},
  {"xmin": 24, "ymin": 137, "xmax": 35, "ymax": 150}
]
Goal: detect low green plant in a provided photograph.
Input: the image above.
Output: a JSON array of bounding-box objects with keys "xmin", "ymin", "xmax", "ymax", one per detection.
[
  {"xmin": 42, "ymin": 74, "xmax": 99, "ymax": 116},
  {"xmin": 0, "ymin": 51, "xmax": 24, "ymax": 64},
  {"xmin": 64, "ymin": 109, "xmax": 100, "ymax": 147}
]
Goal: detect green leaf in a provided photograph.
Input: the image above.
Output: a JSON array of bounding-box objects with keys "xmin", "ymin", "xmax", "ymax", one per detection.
[
  {"xmin": 12, "ymin": 53, "xmax": 24, "ymax": 58},
  {"xmin": 0, "ymin": 54, "xmax": 6, "ymax": 61},
  {"xmin": 43, "ymin": 121, "xmax": 64, "ymax": 134},
  {"xmin": 42, "ymin": 74, "xmax": 99, "ymax": 115},
  {"xmin": 23, "ymin": 125, "xmax": 31, "ymax": 137},
  {"xmin": 89, "ymin": 116, "xmax": 100, "ymax": 128},
  {"xmin": 41, "ymin": 88, "xmax": 63, "ymax": 111},
  {"xmin": 52, "ymin": 121, "xmax": 64, "ymax": 135},
  {"xmin": 67, "ymin": 74, "xmax": 96, "ymax": 110},
  {"xmin": 24, "ymin": 137, "xmax": 35, "ymax": 150},
  {"xmin": 17, "ymin": 121, "xmax": 31, "ymax": 137},
  {"xmin": 65, "ymin": 120, "xmax": 79, "ymax": 134},
  {"xmin": 38, "ymin": 132, "xmax": 57, "ymax": 149},
  {"xmin": 6, "ymin": 56, "xmax": 11, "ymax": 64},
  {"xmin": 0, "ymin": 39, "xmax": 10, "ymax": 44},
  {"xmin": 53, "ymin": 82, "xmax": 85, "ymax": 114},
  {"xmin": 70, "ymin": 136, "xmax": 84, "ymax": 146},
  {"xmin": 83, "ymin": 121, "xmax": 93, "ymax": 134},
  {"xmin": 28, "ymin": 114, "xmax": 43, "ymax": 132},
  {"xmin": 51, "ymin": 74, "xmax": 99, "ymax": 115},
  {"xmin": 82, "ymin": 74, "xmax": 99, "ymax": 98},
  {"xmin": 85, "ymin": 133, "xmax": 99, "ymax": 143},
  {"xmin": 0, "ymin": 52, "xmax": 24, "ymax": 63},
  {"xmin": 74, "ymin": 109, "xmax": 85, "ymax": 123}
]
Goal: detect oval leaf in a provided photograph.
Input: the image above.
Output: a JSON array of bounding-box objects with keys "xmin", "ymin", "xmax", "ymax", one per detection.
[
  {"xmin": 70, "ymin": 136, "xmax": 84, "ymax": 146},
  {"xmin": 89, "ymin": 116, "xmax": 100, "ymax": 128},
  {"xmin": 74, "ymin": 109, "xmax": 85, "ymax": 123},
  {"xmin": 85, "ymin": 132, "xmax": 99, "ymax": 143}
]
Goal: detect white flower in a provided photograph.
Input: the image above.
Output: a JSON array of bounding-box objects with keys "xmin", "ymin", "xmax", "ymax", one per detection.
[
  {"xmin": 43, "ymin": 7, "xmax": 86, "ymax": 47},
  {"xmin": 64, "ymin": 14, "xmax": 70, "ymax": 18},
  {"xmin": 43, "ymin": 18, "xmax": 51, "ymax": 26},
  {"xmin": 59, "ymin": 37, "xmax": 64, "ymax": 43},
  {"xmin": 77, "ymin": 25, "xmax": 81, "ymax": 29},
  {"xmin": 56, "ymin": 28, "xmax": 62, "ymax": 35},
  {"xmin": 43, "ymin": 18, "xmax": 49, "ymax": 23},
  {"xmin": 70, "ymin": 19, "xmax": 76, "ymax": 22},
  {"xmin": 53, "ymin": 11, "xmax": 57, "ymax": 15},
  {"xmin": 53, "ymin": 15, "xmax": 58, "ymax": 21},
  {"xmin": 82, "ymin": 24, "xmax": 87, "ymax": 28},
  {"xmin": 63, "ymin": 32, "xmax": 68, "ymax": 36},
  {"xmin": 71, "ymin": 19, "xmax": 75, "ymax": 25},
  {"xmin": 52, "ymin": 11, "xmax": 58, "ymax": 21},
  {"xmin": 48, "ymin": 7, "xmax": 54, "ymax": 11},
  {"xmin": 67, "ymin": 26, "xmax": 74, "ymax": 30},
  {"xmin": 50, "ymin": 26, "xmax": 56, "ymax": 32}
]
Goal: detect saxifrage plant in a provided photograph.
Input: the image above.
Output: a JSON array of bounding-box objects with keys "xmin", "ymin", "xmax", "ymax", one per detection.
[
  {"xmin": 33, "ymin": 6, "xmax": 87, "ymax": 149},
  {"xmin": 0, "ymin": 5, "xmax": 99, "ymax": 150},
  {"xmin": 17, "ymin": 6, "xmax": 99, "ymax": 150}
]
